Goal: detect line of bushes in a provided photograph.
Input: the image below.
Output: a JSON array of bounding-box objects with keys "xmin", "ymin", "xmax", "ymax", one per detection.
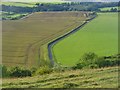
[
  {"xmin": 72, "ymin": 52, "xmax": 120, "ymax": 70},
  {"xmin": 0, "ymin": 65, "xmax": 52, "ymax": 78},
  {"xmin": 1, "ymin": 52, "xmax": 119, "ymax": 78}
]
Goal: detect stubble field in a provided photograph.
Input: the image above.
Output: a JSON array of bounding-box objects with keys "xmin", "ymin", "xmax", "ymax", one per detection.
[{"xmin": 2, "ymin": 12, "xmax": 87, "ymax": 67}]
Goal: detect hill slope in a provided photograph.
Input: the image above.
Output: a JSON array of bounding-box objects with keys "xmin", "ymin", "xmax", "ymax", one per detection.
[{"xmin": 2, "ymin": 66, "xmax": 119, "ymax": 88}]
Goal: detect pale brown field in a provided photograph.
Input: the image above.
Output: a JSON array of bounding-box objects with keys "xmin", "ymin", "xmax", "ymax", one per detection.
[{"xmin": 2, "ymin": 12, "xmax": 88, "ymax": 67}]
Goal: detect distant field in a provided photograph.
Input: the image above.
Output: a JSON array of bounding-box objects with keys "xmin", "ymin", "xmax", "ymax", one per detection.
[
  {"xmin": 1, "ymin": 1, "xmax": 69, "ymax": 7},
  {"xmin": 2, "ymin": 12, "xmax": 87, "ymax": 67},
  {"xmin": 1, "ymin": 2, "xmax": 37, "ymax": 7},
  {"xmin": 100, "ymin": 7, "xmax": 119, "ymax": 11},
  {"xmin": 1, "ymin": 2, "xmax": 34, "ymax": 20},
  {"xmin": 53, "ymin": 13, "xmax": 118, "ymax": 66},
  {"xmin": 2, "ymin": 66, "xmax": 119, "ymax": 88},
  {"xmin": 1, "ymin": 12, "xmax": 29, "ymax": 20}
]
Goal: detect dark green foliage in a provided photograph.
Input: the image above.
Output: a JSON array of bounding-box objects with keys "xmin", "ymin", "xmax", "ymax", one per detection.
[
  {"xmin": 88, "ymin": 64, "xmax": 98, "ymax": 69},
  {"xmin": 2, "ymin": 65, "xmax": 8, "ymax": 77},
  {"xmin": 110, "ymin": 8, "xmax": 118, "ymax": 12},
  {"xmin": 9, "ymin": 67, "xmax": 32, "ymax": 77},
  {"xmin": 73, "ymin": 52, "xmax": 119, "ymax": 69},
  {"xmin": 1, "ymin": 54, "xmax": 119, "ymax": 77},
  {"xmin": 52, "ymin": 64, "xmax": 65, "ymax": 72},
  {"xmin": 96, "ymin": 56, "xmax": 119, "ymax": 68},
  {"xmin": 0, "ymin": 65, "xmax": 8, "ymax": 77},
  {"xmin": 0, "ymin": 65, "xmax": 1, "ymax": 78},
  {"xmin": 31, "ymin": 67, "xmax": 37, "ymax": 74},
  {"xmin": 81, "ymin": 52, "xmax": 98, "ymax": 65},
  {"xmin": 35, "ymin": 66, "xmax": 52, "ymax": 75},
  {"xmin": 63, "ymin": 82, "xmax": 79, "ymax": 88},
  {"xmin": 72, "ymin": 63, "xmax": 83, "ymax": 70},
  {"xmin": 2, "ymin": 2, "xmax": 118, "ymax": 13}
]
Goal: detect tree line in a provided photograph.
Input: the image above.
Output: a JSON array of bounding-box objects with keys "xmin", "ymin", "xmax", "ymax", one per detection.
[{"xmin": 1, "ymin": 2, "xmax": 119, "ymax": 13}]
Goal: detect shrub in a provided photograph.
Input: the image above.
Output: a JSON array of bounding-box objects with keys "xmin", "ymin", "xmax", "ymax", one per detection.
[
  {"xmin": 0, "ymin": 65, "xmax": 8, "ymax": 77},
  {"xmin": 81, "ymin": 52, "xmax": 98, "ymax": 65},
  {"xmin": 88, "ymin": 64, "xmax": 98, "ymax": 69},
  {"xmin": 74, "ymin": 52, "xmax": 119, "ymax": 69},
  {"xmin": 96, "ymin": 57, "xmax": 119, "ymax": 68},
  {"xmin": 0, "ymin": 65, "xmax": 2, "ymax": 77},
  {"xmin": 52, "ymin": 64, "xmax": 65, "ymax": 72},
  {"xmin": 31, "ymin": 67, "xmax": 37, "ymax": 75},
  {"xmin": 96, "ymin": 58, "xmax": 111, "ymax": 68},
  {"xmin": 72, "ymin": 63, "xmax": 83, "ymax": 70},
  {"xmin": 2, "ymin": 65, "xmax": 8, "ymax": 77},
  {"xmin": 9, "ymin": 66, "xmax": 31, "ymax": 77},
  {"xmin": 63, "ymin": 83, "xmax": 78, "ymax": 88},
  {"xmin": 35, "ymin": 66, "xmax": 52, "ymax": 75}
]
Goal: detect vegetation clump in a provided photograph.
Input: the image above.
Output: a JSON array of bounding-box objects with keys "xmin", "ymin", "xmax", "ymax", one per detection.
[
  {"xmin": 9, "ymin": 67, "xmax": 32, "ymax": 77},
  {"xmin": 72, "ymin": 52, "xmax": 119, "ymax": 70},
  {"xmin": 63, "ymin": 82, "xmax": 79, "ymax": 88},
  {"xmin": 1, "ymin": 53, "xmax": 119, "ymax": 78},
  {"xmin": 34, "ymin": 66, "xmax": 52, "ymax": 75}
]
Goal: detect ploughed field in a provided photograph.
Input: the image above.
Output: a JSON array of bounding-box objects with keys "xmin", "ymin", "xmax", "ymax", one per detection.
[
  {"xmin": 2, "ymin": 12, "xmax": 87, "ymax": 67},
  {"xmin": 53, "ymin": 13, "xmax": 118, "ymax": 66}
]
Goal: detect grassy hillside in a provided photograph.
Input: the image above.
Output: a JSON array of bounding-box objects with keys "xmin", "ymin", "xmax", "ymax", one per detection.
[
  {"xmin": 2, "ymin": 66, "xmax": 119, "ymax": 88},
  {"xmin": 53, "ymin": 13, "xmax": 118, "ymax": 66},
  {"xmin": 2, "ymin": 12, "xmax": 87, "ymax": 67}
]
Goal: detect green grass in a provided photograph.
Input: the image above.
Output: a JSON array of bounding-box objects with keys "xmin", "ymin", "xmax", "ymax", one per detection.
[
  {"xmin": 1, "ymin": 0, "xmax": 69, "ymax": 6},
  {"xmin": 2, "ymin": 12, "xmax": 87, "ymax": 67},
  {"xmin": 1, "ymin": 2, "xmax": 37, "ymax": 7},
  {"xmin": 1, "ymin": 12, "xmax": 29, "ymax": 20},
  {"xmin": 53, "ymin": 13, "xmax": 118, "ymax": 66},
  {"xmin": 100, "ymin": 7, "xmax": 119, "ymax": 11},
  {"xmin": 2, "ymin": 66, "xmax": 119, "ymax": 88}
]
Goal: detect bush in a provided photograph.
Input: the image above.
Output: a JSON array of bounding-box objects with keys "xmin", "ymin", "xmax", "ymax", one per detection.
[
  {"xmin": 63, "ymin": 83, "xmax": 78, "ymax": 88},
  {"xmin": 52, "ymin": 64, "xmax": 65, "ymax": 72},
  {"xmin": 35, "ymin": 66, "xmax": 52, "ymax": 75},
  {"xmin": 96, "ymin": 57, "xmax": 119, "ymax": 68},
  {"xmin": 88, "ymin": 64, "xmax": 98, "ymax": 69},
  {"xmin": 0, "ymin": 65, "xmax": 8, "ymax": 77},
  {"xmin": 73, "ymin": 52, "xmax": 119, "ymax": 69},
  {"xmin": 81, "ymin": 52, "xmax": 98, "ymax": 65},
  {"xmin": 9, "ymin": 66, "xmax": 31, "ymax": 77},
  {"xmin": 72, "ymin": 63, "xmax": 83, "ymax": 70},
  {"xmin": 73, "ymin": 52, "xmax": 98, "ymax": 69},
  {"xmin": 2, "ymin": 65, "xmax": 8, "ymax": 77},
  {"xmin": 31, "ymin": 67, "xmax": 37, "ymax": 74}
]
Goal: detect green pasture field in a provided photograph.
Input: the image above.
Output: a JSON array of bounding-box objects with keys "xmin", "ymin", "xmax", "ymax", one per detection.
[
  {"xmin": 1, "ymin": 0, "xmax": 69, "ymax": 7},
  {"xmin": 100, "ymin": 6, "xmax": 119, "ymax": 11},
  {"xmin": 53, "ymin": 13, "xmax": 118, "ymax": 66},
  {"xmin": 2, "ymin": 66, "xmax": 119, "ymax": 88},
  {"xmin": 2, "ymin": 12, "xmax": 29, "ymax": 20},
  {"xmin": 1, "ymin": 2, "xmax": 37, "ymax": 7},
  {"xmin": 2, "ymin": 12, "xmax": 87, "ymax": 67}
]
